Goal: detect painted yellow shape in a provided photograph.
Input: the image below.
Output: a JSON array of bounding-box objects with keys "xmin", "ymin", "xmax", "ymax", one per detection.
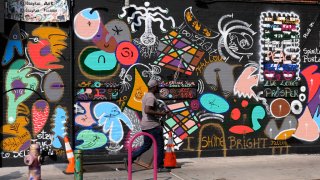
[
  {"xmin": 275, "ymin": 129, "xmax": 296, "ymax": 140},
  {"xmin": 170, "ymin": 52, "xmax": 178, "ymax": 58},
  {"xmin": 188, "ymin": 48, "xmax": 196, "ymax": 54},
  {"xmin": 127, "ymin": 69, "xmax": 148, "ymax": 111},
  {"xmin": 32, "ymin": 26, "xmax": 68, "ymax": 58},
  {"xmin": 169, "ymin": 31, "xmax": 178, "ymax": 37},
  {"xmin": 181, "ymin": 110, "xmax": 189, "ymax": 117}
]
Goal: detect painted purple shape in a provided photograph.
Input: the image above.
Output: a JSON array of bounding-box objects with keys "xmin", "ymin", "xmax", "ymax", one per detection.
[
  {"xmin": 40, "ymin": 45, "xmax": 51, "ymax": 56},
  {"xmin": 308, "ymin": 87, "xmax": 320, "ymax": 116},
  {"xmin": 11, "ymin": 79, "xmax": 26, "ymax": 100},
  {"xmin": 35, "ymin": 100, "xmax": 47, "ymax": 110},
  {"xmin": 19, "ymin": 140, "xmax": 31, "ymax": 151},
  {"xmin": 175, "ymin": 127, "xmax": 184, "ymax": 136},
  {"xmin": 175, "ymin": 41, "xmax": 187, "ymax": 49},
  {"xmin": 169, "ymin": 59, "xmax": 182, "ymax": 67}
]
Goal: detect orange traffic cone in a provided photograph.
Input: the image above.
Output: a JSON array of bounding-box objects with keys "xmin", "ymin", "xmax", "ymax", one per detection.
[
  {"xmin": 164, "ymin": 131, "xmax": 177, "ymax": 168},
  {"xmin": 63, "ymin": 136, "xmax": 75, "ymax": 174}
]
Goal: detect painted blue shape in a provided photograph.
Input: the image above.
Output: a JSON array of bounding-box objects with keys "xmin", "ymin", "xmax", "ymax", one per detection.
[
  {"xmin": 82, "ymin": 8, "xmax": 100, "ymax": 20},
  {"xmin": 200, "ymin": 93, "xmax": 229, "ymax": 114},
  {"xmin": 313, "ymin": 105, "xmax": 320, "ymax": 130},
  {"xmin": 52, "ymin": 106, "xmax": 67, "ymax": 148},
  {"xmin": 93, "ymin": 102, "xmax": 133, "ymax": 144},
  {"xmin": 2, "ymin": 24, "xmax": 24, "ymax": 66},
  {"xmin": 251, "ymin": 106, "xmax": 266, "ymax": 131},
  {"xmin": 84, "ymin": 51, "xmax": 117, "ymax": 71}
]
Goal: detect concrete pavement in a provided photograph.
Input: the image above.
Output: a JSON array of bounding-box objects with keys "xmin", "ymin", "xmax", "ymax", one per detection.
[{"xmin": 1, "ymin": 154, "xmax": 320, "ymax": 180}]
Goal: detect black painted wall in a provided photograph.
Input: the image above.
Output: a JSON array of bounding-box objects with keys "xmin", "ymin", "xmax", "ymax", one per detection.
[{"xmin": 2, "ymin": 0, "xmax": 320, "ymax": 167}]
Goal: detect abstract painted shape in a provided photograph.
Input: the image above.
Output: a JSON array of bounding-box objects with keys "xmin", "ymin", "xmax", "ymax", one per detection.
[
  {"xmin": 93, "ymin": 102, "xmax": 133, "ymax": 143},
  {"xmin": 127, "ymin": 69, "xmax": 148, "ymax": 112},
  {"xmin": 91, "ymin": 19, "xmax": 132, "ymax": 53},
  {"xmin": 6, "ymin": 59, "xmax": 39, "ymax": 123},
  {"xmin": 75, "ymin": 102, "xmax": 96, "ymax": 127},
  {"xmin": 116, "ymin": 41, "xmax": 139, "ymax": 65},
  {"xmin": 74, "ymin": 8, "xmax": 101, "ymax": 40},
  {"xmin": 51, "ymin": 106, "xmax": 68, "ymax": 148},
  {"xmin": 32, "ymin": 26, "xmax": 68, "ymax": 59},
  {"xmin": 32, "ymin": 100, "xmax": 50, "ymax": 136},
  {"xmin": 156, "ymin": 30, "xmax": 205, "ymax": 76},
  {"xmin": 184, "ymin": 7, "xmax": 219, "ymax": 39},
  {"xmin": 1, "ymin": 104, "xmax": 31, "ymax": 152},
  {"xmin": 301, "ymin": 65, "xmax": 320, "ymax": 102},
  {"xmin": 265, "ymin": 115, "xmax": 297, "ymax": 140},
  {"xmin": 200, "ymin": 93, "xmax": 229, "ymax": 114},
  {"xmin": 270, "ymin": 98, "xmax": 291, "ymax": 118},
  {"xmin": 234, "ymin": 65, "xmax": 259, "ymax": 100},
  {"xmin": 43, "ymin": 71, "xmax": 64, "ymax": 102},
  {"xmin": 293, "ymin": 107, "xmax": 319, "ymax": 142},
  {"xmin": 78, "ymin": 46, "xmax": 119, "ymax": 79},
  {"xmin": 203, "ymin": 62, "xmax": 237, "ymax": 97},
  {"xmin": 165, "ymin": 101, "xmax": 200, "ymax": 142},
  {"xmin": 124, "ymin": 108, "xmax": 143, "ymax": 150},
  {"xmin": 313, "ymin": 106, "xmax": 320, "ymax": 131},
  {"xmin": 27, "ymin": 39, "xmax": 64, "ymax": 70},
  {"xmin": 76, "ymin": 130, "xmax": 107, "ymax": 150},
  {"xmin": 229, "ymin": 125, "xmax": 254, "ymax": 135},
  {"xmin": 231, "ymin": 108, "xmax": 241, "ymax": 121},
  {"xmin": 2, "ymin": 23, "xmax": 24, "ymax": 66},
  {"xmin": 251, "ymin": 106, "xmax": 266, "ymax": 131}
]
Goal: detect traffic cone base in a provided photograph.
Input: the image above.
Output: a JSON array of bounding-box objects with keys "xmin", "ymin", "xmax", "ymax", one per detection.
[
  {"xmin": 63, "ymin": 136, "xmax": 75, "ymax": 174},
  {"xmin": 164, "ymin": 131, "xmax": 177, "ymax": 168}
]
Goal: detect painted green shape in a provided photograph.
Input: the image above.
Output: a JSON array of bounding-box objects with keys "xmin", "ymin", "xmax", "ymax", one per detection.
[
  {"xmin": 252, "ymin": 106, "xmax": 266, "ymax": 131},
  {"xmin": 84, "ymin": 50, "xmax": 117, "ymax": 71},
  {"xmin": 187, "ymin": 125, "xmax": 198, "ymax": 134},
  {"xmin": 166, "ymin": 118, "xmax": 176, "ymax": 127},
  {"xmin": 76, "ymin": 130, "xmax": 107, "ymax": 150},
  {"xmin": 79, "ymin": 47, "xmax": 118, "ymax": 77},
  {"xmin": 6, "ymin": 59, "xmax": 39, "ymax": 124}
]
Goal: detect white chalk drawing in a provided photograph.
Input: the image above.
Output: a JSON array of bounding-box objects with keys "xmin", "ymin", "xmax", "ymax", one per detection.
[
  {"xmin": 119, "ymin": 1, "xmax": 176, "ymax": 58},
  {"xmin": 218, "ymin": 14, "xmax": 256, "ymax": 62},
  {"xmin": 119, "ymin": 63, "xmax": 162, "ymax": 92}
]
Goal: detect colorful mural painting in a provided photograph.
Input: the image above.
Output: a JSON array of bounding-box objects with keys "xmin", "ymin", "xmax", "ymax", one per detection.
[{"xmin": 2, "ymin": 0, "xmax": 320, "ymax": 167}]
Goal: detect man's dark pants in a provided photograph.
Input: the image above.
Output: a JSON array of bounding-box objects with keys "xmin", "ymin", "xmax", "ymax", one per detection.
[{"xmin": 132, "ymin": 126, "xmax": 164, "ymax": 168}]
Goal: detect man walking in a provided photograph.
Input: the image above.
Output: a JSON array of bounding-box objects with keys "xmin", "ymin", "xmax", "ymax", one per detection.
[{"xmin": 125, "ymin": 79, "xmax": 171, "ymax": 173}]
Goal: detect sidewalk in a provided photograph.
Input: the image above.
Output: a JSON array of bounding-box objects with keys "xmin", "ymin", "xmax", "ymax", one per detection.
[{"xmin": 1, "ymin": 154, "xmax": 320, "ymax": 180}]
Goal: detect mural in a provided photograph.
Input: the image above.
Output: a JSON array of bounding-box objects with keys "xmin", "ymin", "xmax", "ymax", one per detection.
[
  {"xmin": 3, "ymin": 0, "xmax": 320, "ymax": 167},
  {"xmin": 1, "ymin": 22, "xmax": 70, "ymax": 166}
]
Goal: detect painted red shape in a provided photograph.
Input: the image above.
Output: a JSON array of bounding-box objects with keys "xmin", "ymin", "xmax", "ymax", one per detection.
[
  {"xmin": 116, "ymin": 42, "xmax": 139, "ymax": 65},
  {"xmin": 241, "ymin": 100, "xmax": 249, "ymax": 108},
  {"xmin": 301, "ymin": 65, "xmax": 320, "ymax": 102},
  {"xmin": 229, "ymin": 125, "xmax": 254, "ymax": 135},
  {"xmin": 231, "ymin": 108, "xmax": 241, "ymax": 120},
  {"xmin": 27, "ymin": 40, "xmax": 64, "ymax": 70},
  {"xmin": 32, "ymin": 100, "xmax": 50, "ymax": 136}
]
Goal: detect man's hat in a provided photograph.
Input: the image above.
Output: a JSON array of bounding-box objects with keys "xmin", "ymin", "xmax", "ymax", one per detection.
[{"xmin": 147, "ymin": 79, "xmax": 158, "ymax": 88}]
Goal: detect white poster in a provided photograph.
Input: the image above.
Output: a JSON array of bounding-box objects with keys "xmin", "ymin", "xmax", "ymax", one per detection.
[{"xmin": 5, "ymin": 0, "xmax": 70, "ymax": 22}]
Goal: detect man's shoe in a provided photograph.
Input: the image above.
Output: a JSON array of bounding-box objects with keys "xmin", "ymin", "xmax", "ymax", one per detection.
[
  {"xmin": 123, "ymin": 158, "xmax": 128, "ymax": 171},
  {"xmin": 158, "ymin": 167, "xmax": 171, "ymax": 173}
]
